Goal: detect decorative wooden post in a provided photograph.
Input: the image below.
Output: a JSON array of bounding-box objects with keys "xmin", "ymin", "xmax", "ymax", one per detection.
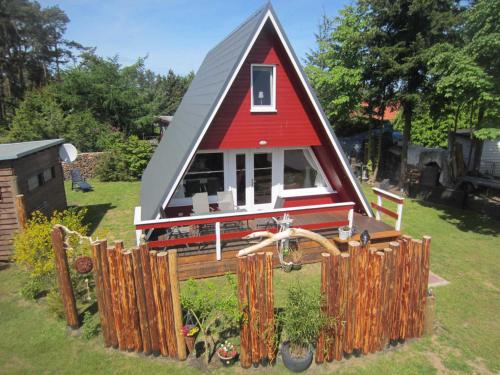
[
  {"xmin": 168, "ymin": 249, "xmax": 187, "ymax": 361},
  {"xmin": 15, "ymin": 194, "xmax": 27, "ymax": 230},
  {"xmin": 51, "ymin": 226, "xmax": 79, "ymax": 329},
  {"xmin": 237, "ymin": 256, "xmax": 251, "ymax": 368}
]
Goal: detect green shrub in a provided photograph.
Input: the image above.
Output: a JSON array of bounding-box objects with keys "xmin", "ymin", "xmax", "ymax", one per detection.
[
  {"xmin": 96, "ymin": 135, "xmax": 153, "ymax": 181},
  {"xmin": 279, "ymin": 282, "xmax": 326, "ymax": 354},
  {"xmin": 13, "ymin": 209, "xmax": 89, "ymax": 280},
  {"xmin": 20, "ymin": 277, "xmax": 44, "ymax": 300},
  {"xmin": 82, "ymin": 311, "xmax": 101, "ymax": 339}
]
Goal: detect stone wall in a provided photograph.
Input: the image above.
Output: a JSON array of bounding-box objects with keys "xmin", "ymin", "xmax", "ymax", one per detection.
[{"xmin": 62, "ymin": 152, "xmax": 107, "ymax": 180}]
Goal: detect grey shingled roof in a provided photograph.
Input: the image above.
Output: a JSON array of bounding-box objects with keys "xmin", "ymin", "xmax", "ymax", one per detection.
[
  {"xmin": 0, "ymin": 139, "xmax": 64, "ymax": 161},
  {"xmin": 140, "ymin": 3, "xmax": 373, "ymax": 220},
  {"xmin": 140, "ymin": 5, "xmax": 269, "ymax": 220}
]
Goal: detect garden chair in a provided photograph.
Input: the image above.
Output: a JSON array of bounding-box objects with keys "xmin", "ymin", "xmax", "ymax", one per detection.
[
  {"xmin": 70, "ymin": 169, "xmax": 93, "ymax": 192},
  {"xmin": 191, "ymin": 192, "xmax": 214, "ymax": 235}
]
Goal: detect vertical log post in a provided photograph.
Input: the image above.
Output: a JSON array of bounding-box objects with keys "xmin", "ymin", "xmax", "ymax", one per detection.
[
  {"xmin": 150, "ymin": 251, "xmax": 168, "ymax": 356},
  {"xmin": 256, "ymin": 252, "xmax": 267, "ymax": 364},
  {"xmin": 354, "ymin": 243, "xmax": 369, "ymax": 352},
  {"xmin": 382, "ymin": 247, "xmax": 395, "ymax": 348},
  {"xmin": 389, "ymin": 241, "xmax": 402, "ymax": 343},
  {"xmin": 124, "ymin": 251, "xmax": 142, "ymax": 352},
  {"xmin": 115, "ymin": 241, "xmax": 133, "ymax": 351},
  {"xmin": 362, "ymin": 249, "xmax": 375, "ymax": 355},
  {"xmin": 315, "ymin": 253, "xmax": 330, "ymax": 364},
  {"xmin": 15, "ymin": 194, "xmax": 27, "ymax": 230},
  {"xmin": 335, "ymin": 253, "xmax": 349, "ymax": 360},
  {"xmin": 400, "ymin": 236, "xmax": 412, "ymax": 340},
  {"xmin": 168, "ymin": 250, "xmax": 187, "ymax": 361},
  {"xmin": 51, "ymin": 226, "xmax": 79, "ymax": 329},
  {"xmin": 237, "ymin": 256, "xmax": 251, "ymax": 368},
  {"xmin": 108, "ymin": 246, "xmax": 126, "ymax": 350},
  {"xmin": 247, "ymin": 254, "xmax": 260, "ymax": 366},
  {"xmin": 132, "ymin": 247, "xmax": 152, "ymax": 355},
  {"xmin": 99, "ymin": 241, "xmax": 118, "ymax": 348},
  {"xmin": 140, "ymin": 244, "xmax": 160, "ymax": 354},
  {"xmin": 157, "ymin": 252, "xmax": 177, "ymax": 357},
  {"xmin": 91, "ymin": 241, "xmax": 111, "ymax": 347},
  {"xmin": 419, "ymin": 236, "xmax": 432, "ymax": 337},
  {"xmin": 265, "ymin": 252, "xmax": 275, "ymax": 364},
  {"xmin": 327, "ymin": 254, "xmax": 339, "ymax": 361},
  {"xmin": 410, "ymin": 239, "xmax": 423, "ymax": 338},
  {"xmin": 345, "ymin": 241, "xmax": 360, "ymax": 354},
  {"xmin": 369, "ymin": 250, "xmax": 383, "ymax": 353}
]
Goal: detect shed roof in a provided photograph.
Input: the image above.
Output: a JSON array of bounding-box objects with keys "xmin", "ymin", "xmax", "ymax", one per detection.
[{"xmin": 0, "ymin": 139, "xmax": 64, "ymax": 161}]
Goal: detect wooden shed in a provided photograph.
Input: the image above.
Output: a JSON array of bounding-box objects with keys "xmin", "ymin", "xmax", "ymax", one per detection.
[{"xmin": 0, "ymin": 139, "xmax": 67, "ymax": 261}]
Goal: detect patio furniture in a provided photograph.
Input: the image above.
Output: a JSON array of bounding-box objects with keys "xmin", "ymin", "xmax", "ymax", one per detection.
[
  {"xmin": 217, "ymin": 191, "xmax": 235, "ymax": 211},
  {"xmin": 70, "ymin": 168, "xmax": 93, "ymax": 192},
  {"xmin": 192, "ymin": 192, "xmax": 212, "ymax": 215}
]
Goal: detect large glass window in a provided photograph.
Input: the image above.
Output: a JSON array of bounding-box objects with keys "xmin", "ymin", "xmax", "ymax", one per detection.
[
  {"xmin": 251, "ymin": 65, "xmax": 275, "ymax": 110},
  {"xmin": 283, "ymin": 149, "xmax": 326, "ymax": 190},
  {"xmin": 173, "ymin": 153, "xmax": 224, "ymax": 199}
]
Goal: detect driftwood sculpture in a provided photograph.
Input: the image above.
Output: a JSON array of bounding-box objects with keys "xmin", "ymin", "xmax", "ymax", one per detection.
[{"xmin": 238, "ymin": 228, "xmax": 340, "ymax": 257}]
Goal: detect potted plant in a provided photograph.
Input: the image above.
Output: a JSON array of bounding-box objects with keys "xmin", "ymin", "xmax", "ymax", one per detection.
[
  {"xmin": 338, "ymin": 225, "xmax": 351, "ymax": 240},
  {"xmin": 279, "ymin": 282, "xmax": 325, "ymax": 372},
  {"xmin": 216, "ymin": 340, "xmax": 238, "ymax": 366},
  {"xmin": 181, "ymin": 324, "xmax": 199, "ymax": 353}
]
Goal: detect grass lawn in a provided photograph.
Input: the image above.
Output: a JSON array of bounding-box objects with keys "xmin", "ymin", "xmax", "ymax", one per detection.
[{"xmin": 0, "ymin": 180, "xmax": 499, "ymax": 374}]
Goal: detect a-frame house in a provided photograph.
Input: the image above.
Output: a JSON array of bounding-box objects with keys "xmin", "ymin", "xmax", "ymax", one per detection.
[{"xmin": 135, "ymin": 4, "xmax": 400, "ymax": 276}]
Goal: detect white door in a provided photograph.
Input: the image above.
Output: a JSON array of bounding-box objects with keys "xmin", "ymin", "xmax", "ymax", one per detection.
[{"xmin": 227, "ymin": 149, "xmax": 278, "ymax": 211}]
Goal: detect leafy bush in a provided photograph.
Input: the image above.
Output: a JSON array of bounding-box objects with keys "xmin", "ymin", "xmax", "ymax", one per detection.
[
  {"xmin": 181, "ymin": 274, "xmax": 241, "ymax": 363},
  {"xmin": 20, "ymin": 277, "xmax": 44, "ymax": 300},
  {"xmin": 279, "ymin": 282, "xmax": 326, "ymax": 355},
  {"xmin": 82, "ymin": 311, "xmax": 101, "ymax": 339},
  {"xmin": 96, "ymin": 135, "xmax": 153, "ymax": 181},
  {"xmin": 13, "ymin": 209, "xmax": 89, "ymax": 280}
]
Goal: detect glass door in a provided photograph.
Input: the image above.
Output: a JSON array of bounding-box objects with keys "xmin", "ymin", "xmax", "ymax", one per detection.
[{"xmin": 253, "ymin": 152, "xmax": 273, "ymax": 207}]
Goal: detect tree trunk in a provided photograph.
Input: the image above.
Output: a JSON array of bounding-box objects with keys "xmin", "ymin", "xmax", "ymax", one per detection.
[
  {"xmin": 399, "ymin": 102, "xmax": 412, "ymax": 190},
  {"xmin": 373, "ymin": 104, "xmax": 386, "ymax": 182},
  {"xmin": 472, "ymin": 104, "xmax": 485, "ymax": 171}
]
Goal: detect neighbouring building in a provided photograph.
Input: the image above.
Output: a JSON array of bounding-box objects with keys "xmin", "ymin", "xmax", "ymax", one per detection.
[{"xmin": 0, "ymin": 139, "xmax": 67, "ymax": 260}]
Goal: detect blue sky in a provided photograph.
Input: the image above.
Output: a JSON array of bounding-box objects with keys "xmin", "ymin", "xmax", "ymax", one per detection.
[{"xmin": 38, "ymin": 0, "xmax": 349, "ymax": 75}]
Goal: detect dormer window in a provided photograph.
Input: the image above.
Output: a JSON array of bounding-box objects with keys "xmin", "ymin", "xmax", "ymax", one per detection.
[{"xmin": 251, "ymin": 64, "xmax": 276, "ymax": 112}]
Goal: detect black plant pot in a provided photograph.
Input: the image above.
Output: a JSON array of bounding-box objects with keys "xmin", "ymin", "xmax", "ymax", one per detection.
[{"xmin": 281, "ymin": 342, "xmax": 313, "ymax": 373}]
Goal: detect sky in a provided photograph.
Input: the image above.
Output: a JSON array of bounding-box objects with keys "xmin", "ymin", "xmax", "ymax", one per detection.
[{"xmin": 37, "ymin": 0, "xmax": 349, "ymax": 75}]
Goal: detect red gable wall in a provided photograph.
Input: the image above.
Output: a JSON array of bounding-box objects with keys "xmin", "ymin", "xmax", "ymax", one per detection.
[
  {"xmin": 200, "ymin": 22, "xmax": 321, "ymax": 150},
  {"xmin": 197, "ymin": 20, "xmax": 367, "ymax": 213}
]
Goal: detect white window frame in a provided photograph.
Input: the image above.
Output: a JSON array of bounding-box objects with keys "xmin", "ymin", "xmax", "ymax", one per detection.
[
  {"xmin": 169, "ymin": 150, "xmax": 226, "ymax": 207},
  {"xmin": 250, "ymin": 64, "xmax": 276, "ymax": 112}
]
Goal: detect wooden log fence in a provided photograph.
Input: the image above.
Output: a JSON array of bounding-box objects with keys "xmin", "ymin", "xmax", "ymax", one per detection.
[
  {"xmin": 315, "ymin": 235, "xmax": 432, "ymax": 364},
  {"xmin": 237, "ymin": 252, "xmax": 275, "ymax": 368},
  {"xmin": 52, "ymin": 225, "xmax": 431, "ymax": 368}
]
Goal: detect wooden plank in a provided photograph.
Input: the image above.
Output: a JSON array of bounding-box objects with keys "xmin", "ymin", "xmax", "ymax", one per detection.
[
  {"xmin": 140, "ymin": 244, "xmax": 160, "ymax": 354},
  {"xmin": 247, "ymin": 254, "xmax": 259, "ymax": 366},
  {"xmin": 157, "ymin": 252, "xmax": 178, "ymax": 358},
  {"xmin": 124, "ymin": 251, "xmax": 142, "ymax": 352},
  {"xmin": 150, "ymin": 251, "xmax": 168, "ymax": 356},
  {"xmin": 370, "ymin": 202, "xmax": 399, "ymax": 219},
  {"xmin": 91, "ymin": 241, "xmax": 111, "ymax": 347},
  {"xmin": 168, "ymin": 250, "xmax": 187, "ymax": 361},
  {"xmin": 237, "ymin": 256, "xmax": 251, "ymax": 368},
  {"xmin": 51, "ymin": 226, "xmax": 78, "ymax": 329},
  {"xmin": 107, "ymin": 246, "xmax": 126, "ymax": 350},
  {"xmin": 132, "ymin": 248, "xmax": 152, "ymax": 355},
  {"xmin": 257, "ymin": 252, "xmax": 267, "ymax": 363},
  {"xmin": 265, "ymin": 252, "xmax": 275, "ymax": 363}
]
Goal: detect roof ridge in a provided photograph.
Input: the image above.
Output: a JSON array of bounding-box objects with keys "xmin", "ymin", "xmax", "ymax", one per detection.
[{"xmin": 205, "ymin": 3, "xmax": 270, "ymax": 56}]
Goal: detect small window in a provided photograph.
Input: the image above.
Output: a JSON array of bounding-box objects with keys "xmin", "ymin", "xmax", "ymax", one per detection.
[
  {"xmin": 43, "ymin": 167, "xmax": 55, "ymax": 182},
  {"xmin": 251, "ymin": 65, "xmax": 276, "ymax": 112},
  {"xmin": 173, "ymin": 153, "xmax": 225, "ymax": 199},
  {"xmin": 27, "ymin": 175, "xmax": 40, "ymax": 191},
  {"xmin": 284, "ymin": 149, "xmax": 326, "ymax": 190}
]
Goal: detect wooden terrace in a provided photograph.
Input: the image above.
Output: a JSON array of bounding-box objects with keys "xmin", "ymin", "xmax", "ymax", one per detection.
[{"xmin": 135, "ymin": 195, "xmax": 402, "ymax": 280}]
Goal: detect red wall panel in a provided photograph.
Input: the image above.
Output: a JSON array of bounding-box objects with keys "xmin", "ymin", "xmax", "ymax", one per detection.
[{"xmin": 200, "ymin": 22, "xmax": 321, "ymax": 150}]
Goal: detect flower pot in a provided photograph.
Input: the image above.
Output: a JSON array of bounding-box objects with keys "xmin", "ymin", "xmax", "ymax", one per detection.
[
  {"xmin": 338, "ymin": 226, "xmax": 351, "ymax": 240},
  {"xmin": 283, "ymin": 263, "xmax": 293, "ymax": 273},
  {"xmin": 217, "ymin": 351, "xmax": 238, "ymax": 367},
  {"xmin": 281, "ymin": 342, "xmax": 313, "ymax": 373},
  {"xmin": 184, "ymin": 335, "xmax": 196, "ymax": 353}
]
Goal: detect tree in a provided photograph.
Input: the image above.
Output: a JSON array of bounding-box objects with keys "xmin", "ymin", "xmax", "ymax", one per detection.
[
  {"xmin": 0, "ymin": 0, "xmax": 82, "ymax": 129},
  {"xmin": 360, "ymin": 0, "xmax": 462, "ymax": 188}
]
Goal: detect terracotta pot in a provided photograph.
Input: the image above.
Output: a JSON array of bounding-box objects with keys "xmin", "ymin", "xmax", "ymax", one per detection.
[{"xmin": 184, "ymin": 335, "xmax": 196, "ymax": 353}]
